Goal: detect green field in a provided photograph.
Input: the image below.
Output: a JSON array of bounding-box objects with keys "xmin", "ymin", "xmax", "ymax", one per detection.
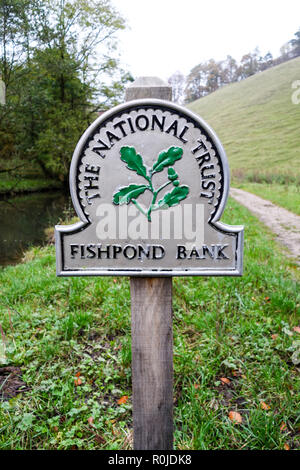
[
  {"xmin": 0, "ymin": 199, "xmax": 299, "ymax": 450},
  {"xmin": 188, "ymin": 57, "xmax": 300, "ymax": 180}
]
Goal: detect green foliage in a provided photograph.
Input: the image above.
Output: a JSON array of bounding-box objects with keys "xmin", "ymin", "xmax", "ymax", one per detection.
[
  {"xmin": 152, "ymin": 147, "xmax": 183, "ymax": 173},
  {"xmin": 113, "ymin": 184, "xmax": 148, "ymax": 205},
  {"xmin": 0, "ymin": 0, "xmax": 132, "ymax": 183},
  {"xmin": 113, "ymin": 146, "xmax": 189, "ymax": 221},
  {"xmin": 156, "ymin": 185, "xmax": 189, "ymax": 209},
  {"xmin": 289, "ymin": 27, "xmax": 300, "ymax": 57},
  {"xmin": 120, "ymin": 147, "xmax": 147, "ymax": 179}
]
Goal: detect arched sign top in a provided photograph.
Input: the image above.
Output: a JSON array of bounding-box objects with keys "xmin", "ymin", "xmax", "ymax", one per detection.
[
  {"xmin": 56, "ymin": 98, "xmax": 243, "ymax": 277},
  {"xmin": 70, "ymin": 99, "xmax": 229, "ymax": 225}
]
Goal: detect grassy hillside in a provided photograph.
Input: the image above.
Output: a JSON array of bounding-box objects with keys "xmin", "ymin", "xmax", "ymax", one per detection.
[{"xmin": 188, "ymin": 58, "xmax": 300, "ymax": 183}]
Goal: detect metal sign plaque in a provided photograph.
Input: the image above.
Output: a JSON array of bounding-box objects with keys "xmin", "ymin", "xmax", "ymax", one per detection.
[{"xmin": 55, "ymin": 99, "xmax": 244, "ymax": 276}]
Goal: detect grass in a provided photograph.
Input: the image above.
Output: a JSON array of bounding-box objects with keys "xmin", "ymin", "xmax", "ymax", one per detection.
[
  {"xmin": 0, "ymin": 157, "xmax": 62, "ymax": 196},
  {"xmin": 0, "ymin": 198, "xmax": 299, "ymax": 450},
  {"xmin": 233, "ymin": 182, "xmax": 300, "ymax": 216},
  {"xmin": 187, "ymin": 57, "xmax": 300, "ymax": 182}
]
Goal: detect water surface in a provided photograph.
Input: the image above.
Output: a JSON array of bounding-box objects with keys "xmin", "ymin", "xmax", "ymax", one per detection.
[{"xmin": 0, "ymin": 191, "xmax": 73, "ymax": 267}]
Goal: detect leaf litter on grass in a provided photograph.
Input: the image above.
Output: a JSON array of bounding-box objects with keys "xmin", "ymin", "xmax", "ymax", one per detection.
[{"xmin": 0, "ymin": 367, "xmax": 29, "ymax": 400}]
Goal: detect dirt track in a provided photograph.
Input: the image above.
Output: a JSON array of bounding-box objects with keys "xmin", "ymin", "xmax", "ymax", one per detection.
[{"xmin": 230, "ymin": 188, "xmax": 300, "ymax": 264}]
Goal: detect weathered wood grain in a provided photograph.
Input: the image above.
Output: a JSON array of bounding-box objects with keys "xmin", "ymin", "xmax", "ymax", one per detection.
[{"xmin": 130, "ymin": 277, "xmax": 173, "ymax": 450}]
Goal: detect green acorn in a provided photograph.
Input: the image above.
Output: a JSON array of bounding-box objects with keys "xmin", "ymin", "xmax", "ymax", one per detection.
[{"xmin": 168, "ymin": 167, "xmax": 178, "ymax": 181}]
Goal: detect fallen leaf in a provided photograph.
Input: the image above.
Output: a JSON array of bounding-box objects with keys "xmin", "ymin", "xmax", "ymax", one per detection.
[
  {"xmin": 228, "ymin": 411, "xmax": 242, "ymax": 424},
  {"xmin": 280, "ymin": 422, "xmax": 287, "ymax": 432},
  {"xmin": 284, "ymin": 443, "xmax": 290, "ymax": 450},
  {"xmin": 220, "ymin": 377, "xmax": 230, "ymax": 385},
  {"xmin": 95, "ymin": 434, "xmax": 106, "ymax": 445},
  {"xmin": 88, "ymin": 417, "xmax": 94, "ymax": 426},
  {"xmin": 117, "ymin": 395, "xmax": 129, "ymax": 405},
  {"xmin": 293, "ymin": 326, "xmax": 300, "ymax": 334},
  {"xmin": 74, "ymin": 378, "xmax": 82, "ymax": 386},
  {"xmin": 260, "ymin": 401, "xmax": 271, "ymax": 410}
]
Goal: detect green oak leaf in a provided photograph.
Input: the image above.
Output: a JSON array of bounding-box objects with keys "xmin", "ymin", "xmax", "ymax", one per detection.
[
  {"xmin": 155, "ymin": 185, "xmax": 189, "ymax": 209},
  {"xmin": 152, "ymin": 147, "xmax": 183, "ymax": 173},
  {"xmin": 120, "ymin": 146, "xmax": 148, "ymax": 179},
  {"xmin": 113, "ymin": 184, "xmax": 148, "ymax": 205}
]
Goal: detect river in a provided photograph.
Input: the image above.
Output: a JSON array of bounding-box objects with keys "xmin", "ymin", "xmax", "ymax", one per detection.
[{"xmin": 0, "ymin": 191, "xmax": 74, "ymax": 267}]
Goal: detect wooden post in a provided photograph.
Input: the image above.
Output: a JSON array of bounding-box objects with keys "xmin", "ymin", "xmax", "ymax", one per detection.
[
  {"xmin": 130, "ymin": 278, "xmax": 173, "ymax": 450},
  {"xmin": 126, "ymin": 78, "xmax": 174, "ymax": 450}
]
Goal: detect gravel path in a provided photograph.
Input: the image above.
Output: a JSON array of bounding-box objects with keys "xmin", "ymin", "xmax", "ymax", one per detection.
[{"xmin": 230, "ymin": 188, "xmax": 300, "ymax": 263}]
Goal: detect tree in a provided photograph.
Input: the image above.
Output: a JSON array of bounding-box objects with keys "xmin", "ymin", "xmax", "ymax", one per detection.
[
  {"xmin": 184, "ymin": 60, "xmax": 224, "ymax": 103},
  {"xmin": 263, "ymin": 52, "xmax": 273, "ymax": 69},
  {"xmin": 0, "ymin": 0, "xmax": 32, "ymax": 89},
  {"xmin": 29, "ymin": 0, "xmax": 129, "ymax": 112},
  {"xmin": 222, "ymin": 55, "xmax": 238, "ymax": 84},
  {"xmin": 290, "ymin": 27, "xmax": 300, "ymax": 57},
  {"xmin": 14, "ymin": 47, "xmax": 92, "ymax": 178},
  {"xmin": 258, "ymin": 52, "xmax": 273, "ymax": 71},
  {"xmin": 279, "ymin": 42, "xmax": 294, "ymax": 62},
  {"xmin": 204, "ymin": 59, "xmax": 223, "ymax": 93},
  {"xmin": 184, "ymin": 64, "xmax": 207, "ymax": 103},
  {"xmin": 0, "ymin": 1, "xmax": 36, "ymax": 171},
  {"xmin": 168, "ymin": 71, "xmax": 185, "ymax": 104},
  {"xmin": 239, "ymin": 49, "xmax": 260, "ymax": 79},
  {"xmin": 0, "ymin": 0, "xmax": 132, "ymax": 181}
]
